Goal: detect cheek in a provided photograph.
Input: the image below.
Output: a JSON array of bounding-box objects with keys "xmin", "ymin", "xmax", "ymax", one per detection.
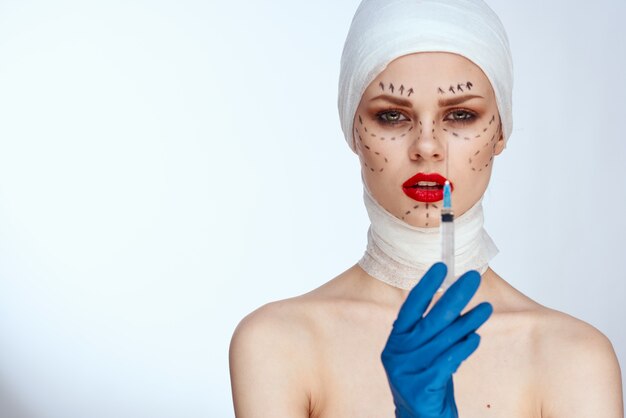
[
  {"xmin": 353, "ymin": 113, "xmax": 413, "ymax": 173},
  {"xmin": 446, "ymin": 113, "xmax": 501, "ymax": 174}
]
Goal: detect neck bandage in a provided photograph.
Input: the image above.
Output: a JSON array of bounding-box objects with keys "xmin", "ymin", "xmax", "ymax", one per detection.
[
  {"xmin": 358, "ymin": 182, "xmax": 498, "ymax": 289},
  {"xmin": 338, "ymin": 0, "xmax": 513, "ymax": 289}
]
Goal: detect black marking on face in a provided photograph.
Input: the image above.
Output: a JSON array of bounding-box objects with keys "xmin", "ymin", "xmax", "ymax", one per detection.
[
  {"xmin": 489, "ymin": 114, "xmax": 495, "ymax": 124},
  {"xmin": 426, "ymin": 212, "xmax": 429, "ymax": 218},
  {"xmin": 374, "ymin": 151, "xmax": 380, "ymax": 155},
  {"xmin": 419, "ymin": 120, "xmax": 422, "ymax": 126},
  {"xmin": 391, "ymin": 137, "xmax": 396, "ymax": 140},
  {"xmin": 401, "ymin": 133, "xmax": 406, "ymax": 137},
  {"xmin": 384, "ymin": 157, "xmax": 388, "ymax": 163},
  {"xmin": 464, "ymin": 136, "xmax": 470, "ymax": 140},
  {"xmin": 371, "ymin": 133, "xmax": 376, "ymax": 137},
  {"xmin": 485, "ymin": 163, "xmax": 488, "ymax": 167},
  {"xmin": 371, "ymin": 167, "xmax": 375, "ymax": 172},
  {"xmin": 399, "ymin": 85, "xmax": 405, "ymax": 95},
  {"xmin": 466, "ymin": 81, "xmax": 473, "ymax": 90},
  {"xmin": 405, "ymin": 210, "xmax": 411, "ymax": 215},
  {"xmin": 443, "ymin": 128, "xmax": 448, "ymax": 132},
  {"xmin": 389, "ymin": 83, "xmax": 395, "ymax": 93},
  {"xmin": 469, "ymin": 158, "xmax": 472, "ymax": 163},
  {"xmin": 364, "ymin": 126, "xmax": 368, "ymax": 132},
  {"xmin": 402, "ymin": 216, "xmax": 405, "ymax": 220},
  {"xmin": 432, "ymin": 204, "xmax": 438, "ymax": 209},
  {"xmin": 426, "ymin": 203, "xmax": 429, "ymax": 209},
  {"xmin": 407, "ymin": 88, "xmax": 414, "ymax": 97},
  {"xmin": 379, "ymin": 82, "xmax": 385, "ymax": 91},
  {"xmin": 474, "ymin": 150, "xmax": 480, "ymax": 156},
  {"xmin": 364, "ymin": 162, "xmax": 368, "ymax": 167},
  {"xmin": 409, "ymin": 126, "xmax": 413, "ymax": 131},
  {"xmin": 365, "ymin": 144, "xmax": 370, "ymax": 150},
  {"xmin": 359, "ymin": 115, "xmax": 363, "ymax": 125},
  {"xmin": 457, "ymin": 83, "xmax": 464, "ymax": 92},
  {"xmin": 380, "ymin": 137, "xmax": 385, "ymax": 140},
  {"xmin": 380, "ymin": 168, "xmax": 384, "ymax": 172},
  {"xmin": 475, "ymin": 134, "xmax": 481, "ymax": 138},
  {"xmin": 472, "ymin": 167, "xmax": 476, "ymax": 171},
  {"xmin": 452, "ymin": 132, "xmax": 459, "ymax": 137},
  {"xmin": 484, "ymin": 142, "xmax": 489, "ymax": 147},
  {"xmin": 438, "ymin": 87, "xmax": 445, "ymax": 94},
  {"xmin": 359, "ymin": 135, "xmax": 363, "ymax": 142},
  {"xmin": 483, "ymin": 127, "xmax": 488, "ymax": 132},
  {"xmin": 426, "ymin": 222, "xmax": 429, "ymax": 226},
  {"xmin": 413, "ymin": 204, "xmax": 419, "ymax": 209},
  {"xmin": 489, "ymin": 155, "xmax": 493, "ymax": 161},
  {"xmin": 449, "ymin": 86, "xmax": 456, "ymax": 94}
]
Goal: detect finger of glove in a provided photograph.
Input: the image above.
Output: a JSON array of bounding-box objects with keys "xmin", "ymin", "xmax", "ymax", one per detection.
[
  {"xmin": 392, "ymin": 262, "xmax": 447, "ymax": 335},
  {"xmin": 402, "ymin": 302, "xmax": 492, "ymax": 369},
  {"xmin": 428, "ymin": 332, "xmax": 481, "ymax": 390},
  {"xmin": 412, "ymin": 270, "xmax": 481, "ymax": 344}
]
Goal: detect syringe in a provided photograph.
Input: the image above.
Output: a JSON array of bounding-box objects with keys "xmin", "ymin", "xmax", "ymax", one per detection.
[{"xmin": 440, "ymin": 180, "xmax": 455, "ymax": 291}]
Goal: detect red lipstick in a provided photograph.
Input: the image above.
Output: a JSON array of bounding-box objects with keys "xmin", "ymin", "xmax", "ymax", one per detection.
[{"xmin": 402, "ymin": 172, "xmax": 454, "ymax": 203}]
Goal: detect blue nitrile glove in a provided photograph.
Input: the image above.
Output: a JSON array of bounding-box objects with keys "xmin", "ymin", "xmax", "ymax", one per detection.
[{"xmin": 380, "ymin": 262, "xmax": 493, "ymax": 418}]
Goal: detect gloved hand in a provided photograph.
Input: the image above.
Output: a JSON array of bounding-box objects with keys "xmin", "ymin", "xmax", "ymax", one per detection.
[{"xmin": 381, "ymin": 262, "xmax": 493, "ymax": 418}]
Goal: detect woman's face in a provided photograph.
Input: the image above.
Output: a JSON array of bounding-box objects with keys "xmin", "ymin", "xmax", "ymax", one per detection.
[{"xmin": 353, "ymin": 52, "xmax": 505, "ymax": 227}]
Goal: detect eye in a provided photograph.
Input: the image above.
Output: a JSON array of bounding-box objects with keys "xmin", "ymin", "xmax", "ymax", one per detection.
[
  {"xmin": 376, "ymin": 110, "xmax": 409, "ymax": 125},
  {"xmin": 444, "ymin": 109, "xmax": 476, "ymax": 125}
]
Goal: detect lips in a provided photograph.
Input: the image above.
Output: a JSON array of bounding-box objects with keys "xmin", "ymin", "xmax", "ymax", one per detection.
[{"xmin": 402, "ymin": 172, "xmax": 453, "ymax": 203}]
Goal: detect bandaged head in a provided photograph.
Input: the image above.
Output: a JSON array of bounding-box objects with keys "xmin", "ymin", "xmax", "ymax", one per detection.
[{"xmin": 337, "ymin": 0, "xmax": 513, "ymax": 290}]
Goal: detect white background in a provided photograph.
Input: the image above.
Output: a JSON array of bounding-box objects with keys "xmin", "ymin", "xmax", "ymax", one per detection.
[{"xmin": 0, "ymin": 0, "xmax": 625, "ymax": 417}]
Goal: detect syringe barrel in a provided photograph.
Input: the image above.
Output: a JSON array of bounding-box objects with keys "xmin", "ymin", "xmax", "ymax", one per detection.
[{"xmin": 440, "ymin": 217, "xmax": 455, "ymax": 288}]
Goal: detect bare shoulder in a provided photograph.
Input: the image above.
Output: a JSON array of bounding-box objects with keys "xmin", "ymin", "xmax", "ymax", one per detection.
[
  {"xmin": 229, "ymin": 296, "xmax": 320, "ymax": 418},
  {"xmin": 532, "ymin": 306, "xmax": 624, "ymax": 417}
]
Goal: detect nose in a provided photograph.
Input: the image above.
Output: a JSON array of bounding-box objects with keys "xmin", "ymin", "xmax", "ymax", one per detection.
[{"xmin": 408, "ymin": 119, "xmax": 445, "ymax": 162}]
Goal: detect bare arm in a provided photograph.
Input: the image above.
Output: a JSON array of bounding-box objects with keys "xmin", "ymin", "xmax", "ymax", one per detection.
[
  {"xmin": 229, "ymin": 302, "xmax": 313, "ymax": 418},
  {"xmin": 540, "ymin": 317, "xmax": 624, "ymax": 418}
]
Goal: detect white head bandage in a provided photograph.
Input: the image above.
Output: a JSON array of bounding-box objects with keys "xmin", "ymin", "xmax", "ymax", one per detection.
[{"xmin": 338, "ymin": 0, "xmax": 512, "ymax": 289}]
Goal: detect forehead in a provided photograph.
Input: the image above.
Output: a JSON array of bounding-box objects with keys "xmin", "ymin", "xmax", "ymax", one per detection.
[{"xmin": 367, "ymin": 52, "xmax": 493, "ymax": 95}]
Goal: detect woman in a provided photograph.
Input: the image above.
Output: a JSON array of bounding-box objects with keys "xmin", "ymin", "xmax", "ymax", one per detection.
[{"xmin": 229, "ymin": 0, "xmax": 624, "ymax": 416}]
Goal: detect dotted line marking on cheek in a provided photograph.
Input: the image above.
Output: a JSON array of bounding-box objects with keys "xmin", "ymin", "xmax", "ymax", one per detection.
[
  {"xmin": 359, "ymin": 115, "xmax": 363, "ymax": 125},
  {"xmin": 474, "ymin": 150, "xmax": 480, "ymax": 156}
]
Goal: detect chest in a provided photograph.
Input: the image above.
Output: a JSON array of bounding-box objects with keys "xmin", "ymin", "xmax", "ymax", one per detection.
[{"xmin": 311, "ymin": 313, "xmax": 542, "ymax": 418}]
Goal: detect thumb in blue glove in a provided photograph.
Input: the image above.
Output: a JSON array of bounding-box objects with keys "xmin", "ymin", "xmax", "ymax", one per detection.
[{"xmin": 381, "ymin": 262, "xmax": 493, "ymax": 418}]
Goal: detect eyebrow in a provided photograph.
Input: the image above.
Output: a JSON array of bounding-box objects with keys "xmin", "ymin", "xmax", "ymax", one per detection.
[{"xmin": 370, "ymin": 94, "xmax": 484, "ymax": 107}]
